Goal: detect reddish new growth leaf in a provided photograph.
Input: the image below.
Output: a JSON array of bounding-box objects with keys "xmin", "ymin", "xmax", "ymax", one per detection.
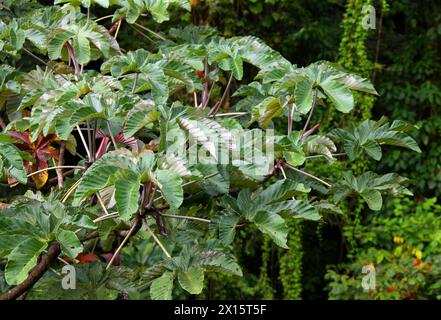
[
  {"xmin": 77, "ymin": 252, "xmax": 100, "ymax": 264},
  {"xmin": 8, "ymin": 132, "xmax": 60, "ymax": 189},
  {"xmin": 95, "ymin": 128, "xmax": 137, "ymax": 159},
  {"xmin": 194, "ymin": 69, "xmax": 205, "ymax": 79}
]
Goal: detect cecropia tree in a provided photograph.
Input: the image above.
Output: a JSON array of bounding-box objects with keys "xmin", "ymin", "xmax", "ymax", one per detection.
[{"xmin": 0, "ymin": 0, "xmax": 420, "ymax": 300}]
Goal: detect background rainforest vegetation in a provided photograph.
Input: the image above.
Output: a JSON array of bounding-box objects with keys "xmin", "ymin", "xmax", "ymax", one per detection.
[{"xmin": 0, "ymin": 0, "xmax": 440, "ymax": 300}]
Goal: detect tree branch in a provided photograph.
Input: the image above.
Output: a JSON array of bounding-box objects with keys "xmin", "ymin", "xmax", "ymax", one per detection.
[
  {"xmin": 284, "ymin": 162, "xmax": 332, "ymax": 188},
  {"xmin": 0, "ymin": 115, "xmax": 6, "ymax": 131},
  {"xmin": 207, "ymin": 73, "xmax": 233, "ymax": 116},
  {"xmin": 0, "ymin": 244, "xmax": 61, "ymax": 300}
]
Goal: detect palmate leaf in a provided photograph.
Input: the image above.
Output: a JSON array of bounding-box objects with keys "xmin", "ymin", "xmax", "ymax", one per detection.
[
  {"xmin": 362, "ymin": 139, "xmax": 382, "ymax": 161},
  {"xmin": 255, "ymin": 179, "xmax": 309, "ymax": 206},
  {"xmin": 232, "ymin": 36, "xmax": 289, "ymax": 71},
  {"xmin": 209, "ymin": 213, "xmax": 239, "ymax": 245},
  {"xmin": 73, "ymin": 165, "xmax": 119, "ymax": 205},
  {"xmin": 5, "ymin": 237, "xmax": 48, "ymax": 285},
  {"xmin": 150, "ymin": 271, "xmax": 174, "ymax": 300},
  {"xmin": 360, "ymin": 189, "xmax": 383, "ymax": 211},
  {"xmin": 266, "ymin": 200, "xmax": 321, "ymax": 221},
  {"xmin": 275, "ymin": 131, "xmax": 305, "ymax": 167},
  {"xmin": 0, "ymin": 214, "xmax": 40, "ymax": 257},
  {"xmin": 217, "ymin": 179, "xmax": 319, "ymax": 247},
  {"xmin": 157, "ymin": 56, "xmax": 203, "ymax": 92},
  {"xmin": 72, "ymin": 31, "xmax": 91, "ymax": 65},
  {"xmin": 101, "ymin": 49, "xmax": 150, "ymax": 76},
  {"xmin": 208, "ymin": 38, "xmax": 244, "ymax": 80},
  {"xmin": 178, "ymin": 266, "xmax": 204, "ymax": 295},
  {"xmin": 267, "ymin": 62, "xmax": 378, "ymax": 118},
  {"xmin": 47, "ymin": 22, "xmax": 118, "ymax": 65},
  {"xmin": 333, "ymin": 171, "xmax": 412, "ymax": 211},
  {"xmin": 30, "ymin": 262, "xmax": 139, "ymax": 300},
  {"xmin": 329, "ymin": 117, "xmax": 421, "ymax": 161},
  {"xmin": 115, "ymin": 0, "xmax": 191, "ymax": 24}
]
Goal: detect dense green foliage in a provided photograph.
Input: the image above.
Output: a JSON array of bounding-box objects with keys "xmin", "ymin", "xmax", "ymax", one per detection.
[{"xmin": 0, "ymin": 0, "xmax": 437, "ymax": 301}]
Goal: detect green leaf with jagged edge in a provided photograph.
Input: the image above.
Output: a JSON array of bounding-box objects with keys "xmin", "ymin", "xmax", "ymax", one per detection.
[
  {"xmin": 295, "ymin": 78, "xmax": 314, "ymax": 114},
  {"xmin": 54, "ymin": 0, "xmax": 110, "ymax": 8},
  {"xmin": 177, "ymin": 117, "xmax": 218, "ymax": 161},
  {"xmin": 362, "ymin": 139, "xmax": 382, "ymax": 161},
  {"xmin": 5, "ymin": 237, "xmax": 48, "ymax": 285},
  {"xmin": 123, "ymin": 100, "xmax": 160, "ymax": 138},
  {"xmin": 255, "ymin": 179, "xmax": 310, "ymax": 206},
  {"xmin": 303, "ymin": 135, "xmax": 337, "ymax": 162},
  {"xmin": 248, "ymin": 96, "xmax": 282, "ymax": 128},
  {"xmin": 114, "ymin": 169, "xmax": 141, "ymax": 221},
  {"xmin": 337, "ymin": 73, "xmax": 378, "ymax": 95},
  {"xmin": 329, "ymin": 117, "xmax": 421, "ymax": 161},
  {"xmin": 252, "ymin": 211, "xmax": 288, "ymax": 249},
  {"xmin": 208, "ymin": 38, "xmax": 244, "ymax": 80},
  {"xmin": 9, "ymin": 24, "xmax": 26, "ymax": 52},
  {"xmin": 209, "ymin": 213, "xmax": 239, "ymax": 245},
  {"xmin": 29, "ymin": 262, "xmax": 139, "ymax": 299},
  {"xmin": 178, "ymin": 266, "xmax": 204, "ymax": 295},
  {"xmin": 0, "ymin": 139, "xmax": 27, "ymax": 184},
  {"xmin": 55, "ymin": 229, "xmax": 82, "ymax": 259},
  {"xmin": 320, "ymin": 75, "xmax": 354, "ymax": 113},
  {"xmin": 115, "ymin": 0, "xmax": 190, "ymax": 24},
  {"xmin": 360, "ymin": 189, "xmax": 383, "ymax": 211},
  {"xmin": 139, "ymin": 63, "xmax": 169, "ymax": 105},
  {"xmin": 264, "ymin": 200, "xmax": 321, "ymax": 221},
  {"xmin": 47, "ymin": 29, "xmax": 74, "ymax": 61},
  {"xmin": 47, "ymin": 22, "xmax": 117, "ymax": 65},
  {"xmin": 150, "ymin": 271, "xmax": 174, "ymax": 300},
  {"xmin": 198, "ymin": 251, "xmax": 242, "ymax": 276},
  {"xmin": 333, "ymin": 171, "xmax": 413, "ymax": 211},
  {"xmin": 155, "ymin": 169, "xmax": 183, "ymax": 209},
  {"xmin": 73, "ymin": 153, "xmax": 130, "ymax": 205}
]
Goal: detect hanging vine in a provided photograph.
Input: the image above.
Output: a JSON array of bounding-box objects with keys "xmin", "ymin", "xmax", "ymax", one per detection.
[
  {"xmin": 279, "ymin": 219, "xmax": 303, "ymax": 299},
  {"xmin": 257, "ymin": 235, "xmax": 276, "ymax": 299},
  {"xmin": 321, "ymin": 0, "xmax": 389, "ymax": 257},
  {"xmin": 323, "ymin": 0, "xmax": 377, "ymax": 129}
]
